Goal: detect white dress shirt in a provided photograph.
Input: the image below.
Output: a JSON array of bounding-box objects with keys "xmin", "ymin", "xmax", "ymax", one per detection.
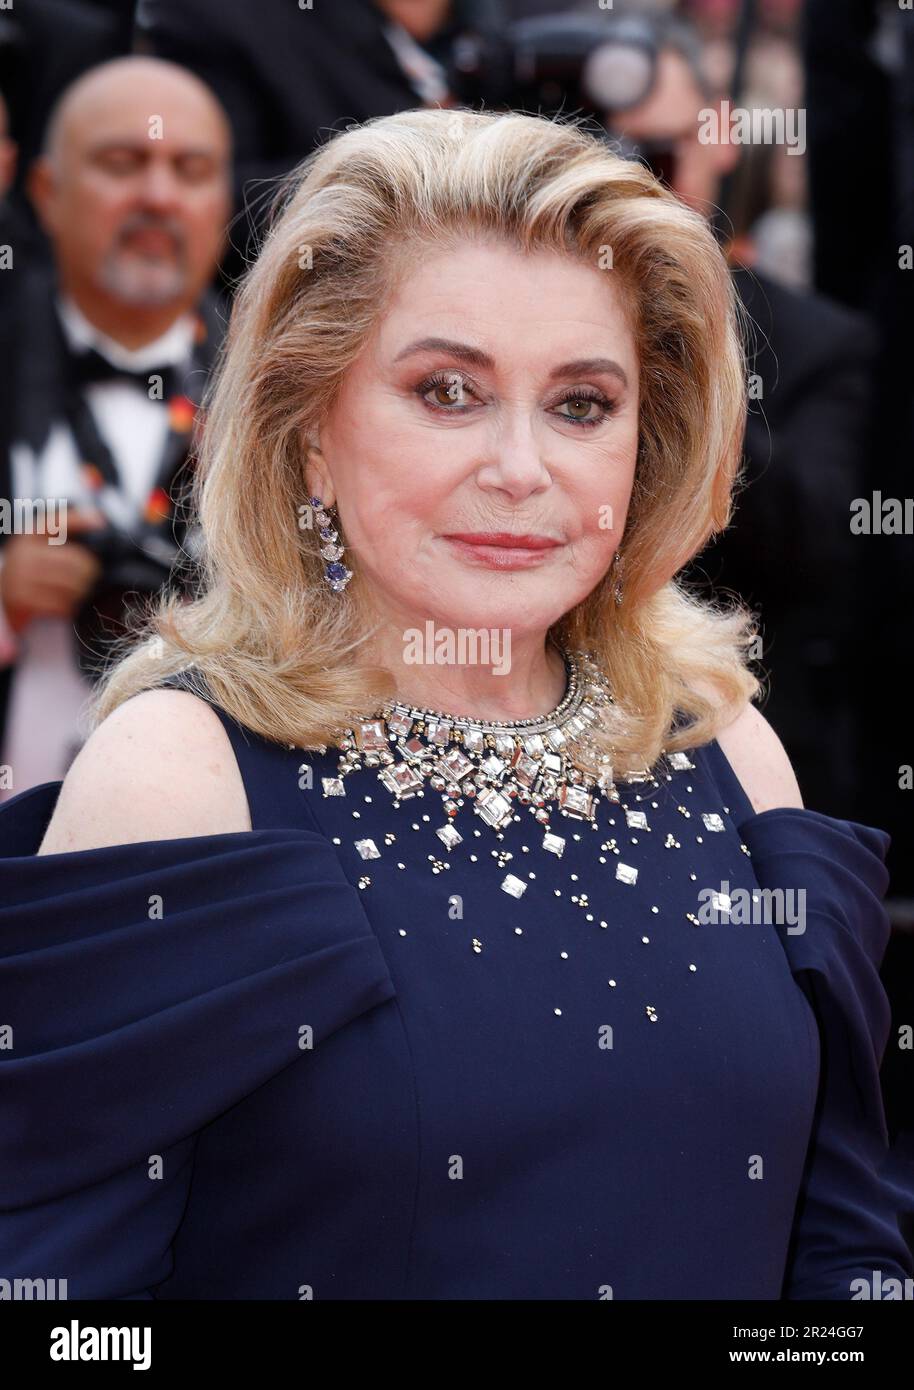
[{"xmin": 0, "ymin": 294, "xmax": 195, "ymax": 800}]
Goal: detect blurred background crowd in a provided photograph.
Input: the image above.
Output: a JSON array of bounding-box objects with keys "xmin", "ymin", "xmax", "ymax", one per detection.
[{"xmin": 0, "ymin": 0, "xmax": 911, "ymax": 1131}]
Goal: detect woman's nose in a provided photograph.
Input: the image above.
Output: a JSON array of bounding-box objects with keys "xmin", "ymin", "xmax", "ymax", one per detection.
[{"xmin": 475, "ymin": 416, "xmax": 552, "ymax": 499}]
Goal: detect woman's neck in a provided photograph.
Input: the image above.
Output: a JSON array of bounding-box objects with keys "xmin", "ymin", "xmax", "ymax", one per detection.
[{"xmin": 366, "ymin": 627, "xmax": 570, "ymax": 724}]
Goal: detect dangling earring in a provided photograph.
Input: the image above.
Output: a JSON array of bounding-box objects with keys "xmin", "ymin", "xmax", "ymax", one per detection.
[
  {"xmin": 310, "ymin": 495, "xmax": 352, "ymax": 592},
  {"xmin": 612, "ymin": 551, "xmax": 624, "ymax": 606}
]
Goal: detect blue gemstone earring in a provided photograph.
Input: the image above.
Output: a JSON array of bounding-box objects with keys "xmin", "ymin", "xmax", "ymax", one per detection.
[{"xmin": 310, "ymin": 495, "xmax": 352, "ymax": 592}]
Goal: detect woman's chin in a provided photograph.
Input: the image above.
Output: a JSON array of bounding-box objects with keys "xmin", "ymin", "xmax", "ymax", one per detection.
[{"xmin": 399, "ymin": 589, "xmax": 569, "ymax": 642}]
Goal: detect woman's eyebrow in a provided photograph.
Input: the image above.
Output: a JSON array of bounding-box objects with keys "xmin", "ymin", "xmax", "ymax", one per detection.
[
  {"xmin": 548, "ymin": 357, "xmax": 629, "ymax": 388},
  {"xmin": 393, "ymin": 336, "xmax": 493, "ymax": 368},
  {"xmin": 393, "ymin": 337, "xmax": 628, "ymax": 388}
]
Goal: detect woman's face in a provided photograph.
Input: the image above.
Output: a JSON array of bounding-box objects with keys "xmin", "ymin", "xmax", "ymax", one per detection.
[{"xmin": 309, "ymin": 239, "xmax": 640, "ymax": 645}]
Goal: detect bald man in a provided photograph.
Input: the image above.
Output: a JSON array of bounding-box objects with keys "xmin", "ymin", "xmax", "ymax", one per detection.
[
  {"xmin": 0, "ymin": 56, "xmax": 232, "ymax": 799},
  {"xmin": 31, "ymin": 54, "xmax": 232, "ymax": 344}
]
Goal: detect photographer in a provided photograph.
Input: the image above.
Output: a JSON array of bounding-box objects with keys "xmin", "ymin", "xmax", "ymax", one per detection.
[{"xmin": 0, "ymin": 54, "xmax": 230, "ymax": 799}]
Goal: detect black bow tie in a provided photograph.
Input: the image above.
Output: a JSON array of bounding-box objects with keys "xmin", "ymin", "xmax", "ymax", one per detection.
[{"xmin": 68, "ymin": 345, "xmax": 180, "ymax": 396}]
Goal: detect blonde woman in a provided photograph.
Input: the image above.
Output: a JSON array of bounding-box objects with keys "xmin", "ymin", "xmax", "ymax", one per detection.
[{"xmin": 0, "ymin": 108, "xmax": 910, "ymax": 1301}]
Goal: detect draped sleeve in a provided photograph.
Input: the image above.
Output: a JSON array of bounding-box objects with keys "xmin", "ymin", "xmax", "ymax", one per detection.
[
  {"xmin": 0, "ymin": 781, "xmax": 397, "ymax": 1300},
  {"xmin": 737, "ymin": 806, "xmax": 914, "ymax": 1299}
]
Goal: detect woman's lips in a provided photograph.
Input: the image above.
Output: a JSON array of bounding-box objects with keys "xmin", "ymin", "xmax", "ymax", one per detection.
[{"xmin": 442, "ymin": 533, "xmax": 561, "ymax": 571}]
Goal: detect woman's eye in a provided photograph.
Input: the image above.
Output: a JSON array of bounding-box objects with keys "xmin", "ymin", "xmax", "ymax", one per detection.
[
  {"xmin": 553, "ymin": 394, "xmax": 613, "ymax": 427},
  {"xmin": 417, "ymin": 376, "xmax": 614, "ymax": 426},
  {"xmin": 557, "ymin": 398, "xmax": 596, "ymax": 423},
  {"xmin": 418, "ymin": 373, "xmax": 477, "ymax": 410}
]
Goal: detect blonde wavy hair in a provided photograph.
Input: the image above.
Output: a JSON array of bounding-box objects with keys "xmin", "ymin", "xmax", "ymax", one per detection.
[{"xmin": 91, "ymin": 106, "xmax": 761, "ymax": 775}]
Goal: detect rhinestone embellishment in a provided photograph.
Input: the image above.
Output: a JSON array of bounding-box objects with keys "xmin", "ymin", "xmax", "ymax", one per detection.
[
  {"xmin": 299, "ymin": 670, "xmax": 749, "ymax": 1026},
  {"xmin": 330, "ymin": 647, "xmax": 625, "ymax": 837}
]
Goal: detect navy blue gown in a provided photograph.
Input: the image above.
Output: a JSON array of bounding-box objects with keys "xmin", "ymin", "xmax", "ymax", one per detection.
[{"xmin": 0, "ymin": 684, "xmax": 911, "ymax": 1300}]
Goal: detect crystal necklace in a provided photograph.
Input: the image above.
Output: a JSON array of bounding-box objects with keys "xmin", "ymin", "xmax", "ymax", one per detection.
[{"xmin": 325, "ymin": 647, "xmax": 650, "ymax": 840}]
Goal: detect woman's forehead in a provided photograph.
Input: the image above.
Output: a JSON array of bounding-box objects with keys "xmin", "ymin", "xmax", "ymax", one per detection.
[{"xmin": 372, "ymin": 243, "xmax": 639, "ymax": 364}]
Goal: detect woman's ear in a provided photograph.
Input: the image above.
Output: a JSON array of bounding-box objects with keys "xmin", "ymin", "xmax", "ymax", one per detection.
[{"xmin": 304, "ymin": 438, "xmax": 335, "ymax": 509}]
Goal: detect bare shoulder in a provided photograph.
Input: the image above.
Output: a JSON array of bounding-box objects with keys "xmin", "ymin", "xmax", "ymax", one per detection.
[
  {"xmin": 714, "ymin": 699, "xmax": 804, "ymax": 815},
  {"xmin": 38, "ymin": 688, "xmax": 252, "ymax": 854}
]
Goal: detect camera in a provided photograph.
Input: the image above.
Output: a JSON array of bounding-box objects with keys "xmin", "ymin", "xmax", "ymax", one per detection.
[{"xmin": 445, "ymin": 9, "xmax": 662, "ymax": 135}]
